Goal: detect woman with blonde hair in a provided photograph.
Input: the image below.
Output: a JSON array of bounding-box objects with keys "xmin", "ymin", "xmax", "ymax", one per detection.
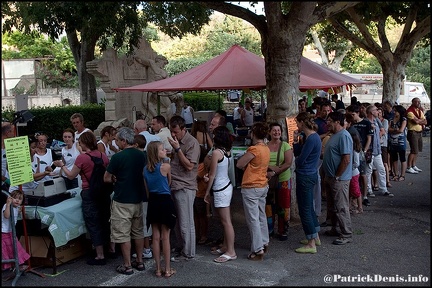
[{"xmin": 144, "ymin": 141, "xmax": 177, "ymax": 278}]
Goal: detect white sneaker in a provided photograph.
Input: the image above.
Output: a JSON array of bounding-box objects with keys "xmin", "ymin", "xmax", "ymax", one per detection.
[
  {"xmin": 406, "ymin": 167, "xmax": 419, "ymax": 174},
  {"xmin": 412, "ymin": 166, "xmax": 422, "ymax": 172},
  {"xmin": 143, "ymin": 249, "xmax": 153, "ymax": 259},
  {"xmin": 132, "ymin": 249, "xmax": 152, "ymax": 259}
]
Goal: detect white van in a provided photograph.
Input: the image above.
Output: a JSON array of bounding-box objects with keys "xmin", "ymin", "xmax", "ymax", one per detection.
[{"xmin": 343, "ymin": 74, "xmax": 430, "ymax": 107}]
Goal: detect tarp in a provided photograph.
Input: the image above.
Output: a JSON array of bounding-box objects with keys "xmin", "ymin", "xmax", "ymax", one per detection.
[{"xmin": 114, "ymin": 44, "xmax": 370, "ymax": 92}]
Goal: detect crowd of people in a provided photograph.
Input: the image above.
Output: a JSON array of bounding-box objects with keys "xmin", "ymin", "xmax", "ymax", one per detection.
[{"xmin": 1, "ymin": 94, "xmax": 428, "ymax": 277}]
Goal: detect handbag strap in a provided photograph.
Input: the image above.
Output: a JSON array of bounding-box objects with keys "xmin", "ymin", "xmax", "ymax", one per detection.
[
  {"xmin": 275, "ymin": 141, "xmax": 282, "ymax": 166},
  {"xmin": 203, "ymin": 132, "xmax": 207, "ymax": 148}
]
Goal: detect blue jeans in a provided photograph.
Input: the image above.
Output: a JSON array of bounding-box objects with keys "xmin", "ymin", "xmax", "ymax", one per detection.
[{"xmin": 296, "ymin": 173, "xmax": 320, "ymax": 239}]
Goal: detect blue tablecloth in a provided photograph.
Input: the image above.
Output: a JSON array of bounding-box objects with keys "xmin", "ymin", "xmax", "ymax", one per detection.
[{"xmin": 23, "ymin": 188, "xmax": 87, "ymax": 247}]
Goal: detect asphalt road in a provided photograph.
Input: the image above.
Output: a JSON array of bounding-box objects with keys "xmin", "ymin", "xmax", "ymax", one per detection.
[{"xmin": 4, "ymin": 136, "xmax": 430, "ymax": 287}]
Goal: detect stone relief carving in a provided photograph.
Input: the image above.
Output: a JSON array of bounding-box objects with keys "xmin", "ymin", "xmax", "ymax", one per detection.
[{"xmin": 87, "ymin": 38, "xmax": 183, "ymax": 125}]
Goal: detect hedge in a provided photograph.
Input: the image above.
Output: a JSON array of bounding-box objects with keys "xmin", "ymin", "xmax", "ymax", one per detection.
[
  {"xmin": 2, "ymin": 104, "xmax": 105, "ymax": 142},
  {"xmin": 1, "ymin": 92, "xmax": 222, "ymax": 142}
]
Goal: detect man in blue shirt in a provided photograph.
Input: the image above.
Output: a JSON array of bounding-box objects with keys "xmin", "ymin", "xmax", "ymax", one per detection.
[{"xmin": 322, "ymin": 111, "xmax": 353, "ymax": 245}]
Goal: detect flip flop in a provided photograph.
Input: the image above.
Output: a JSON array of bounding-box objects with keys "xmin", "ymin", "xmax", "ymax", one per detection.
[{"xmin": 214, "ymin": 254, "xmax": 237, "ymax": 263}]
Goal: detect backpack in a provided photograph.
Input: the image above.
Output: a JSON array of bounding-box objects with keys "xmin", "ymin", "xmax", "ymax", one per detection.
[{"xmin": 84, "ymin": 152, "xmax": 113, "ymax": 199}]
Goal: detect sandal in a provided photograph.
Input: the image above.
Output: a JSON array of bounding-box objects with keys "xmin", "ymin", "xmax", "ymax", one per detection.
[
  {"xmin": 372, "ymin": 186, "xmax": 379, "ymax": 191},
  {"xmin": 131, "ymin": 260, "xmax": 146, "ymax": 271},
  {"xmin": 398, "ymin": 175, "xmax": 405, "ymax": 181},
  {"xmin": 247, "ymin": 250, "xmax": 264, "ymax": 261},
  {"xmin": 210, "ymin": 248, "xmax": 225, "ymax": 255},
  {"xmin": 116, "ymin": 264, "xmax": 134, "ymax": 275},
  {"xmin": 390, "ymin": 175, "xmax": 399, "ymax": 181},
  {"xmin": 197, "ymin": 238, "xmax": 208, "ymax": 245},
  {"xmin": 155, "ymin": 269, "xmax": 163, "ymax": 278},
  {"xmin": 386, "ymin": 182, "xmax": 392, "ymax": 188},
  {"xmin": 164, "ymin": 268, "xmax": 176, "ymax": 278}
]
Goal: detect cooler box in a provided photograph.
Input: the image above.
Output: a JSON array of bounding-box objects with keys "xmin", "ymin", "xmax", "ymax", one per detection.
[{"xmin": 32, "ymin": 178, "xmax": 67, "ymax": 197}]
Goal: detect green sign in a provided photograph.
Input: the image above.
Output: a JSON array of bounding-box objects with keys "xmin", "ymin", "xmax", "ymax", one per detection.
[{"xmin": 4, "ymin": 136, "xmax": 33, "ymax": 187}]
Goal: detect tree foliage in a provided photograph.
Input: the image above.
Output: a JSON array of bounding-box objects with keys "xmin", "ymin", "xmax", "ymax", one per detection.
[
  {"xmin": 2, "ymin": 2, "xmax": 152, "ymax": 103},
  {"xmin": 329, "ymin": 2, "xmax": 430, "ymax": 103},
  {"xmin": 152, "ymin": 13, "xmax": 262, "ymax": 76}
]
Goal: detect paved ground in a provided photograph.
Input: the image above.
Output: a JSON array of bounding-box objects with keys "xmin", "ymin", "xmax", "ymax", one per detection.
[{"xmin": 4, "ymin": 136, "xmax": 430, "ymax": 287}]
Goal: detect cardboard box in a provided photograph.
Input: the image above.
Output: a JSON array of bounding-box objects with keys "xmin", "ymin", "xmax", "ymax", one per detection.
[{"xmin": 19, "ymin": 235, "xmax": 88, "ymax": 267}]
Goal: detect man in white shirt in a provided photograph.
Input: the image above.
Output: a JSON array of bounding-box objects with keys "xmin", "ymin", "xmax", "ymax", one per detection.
[
  {"xmin": 150, "ymin": 115, "xmax": 173, "ymax": 153},
  {"xmin": 181, "ymin": 102, "xmax": 195, "ymax": 129},
  {"xmin": 233, "ymin": 102, "xmax": 244, "ymax": 129},
  {"xmin": 241, "ymin": 99, "xmax": 254, "ymax": 128},
  {"xmin": 134, "ymin": 119, "xmax": 161, "ymax": 151},
  {"xmin": 70, "ymin": 113, "xmax": 92, "ymax": 153}
]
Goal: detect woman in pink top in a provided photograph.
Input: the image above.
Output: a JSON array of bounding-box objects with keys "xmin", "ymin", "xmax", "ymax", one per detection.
[
  {"xmin": 236, "ymin": 122, "xmax": 270, "ymax": 261},
  {"xmin": 54, "ymin": 131, "xmax": 110, "ymax": 266}
]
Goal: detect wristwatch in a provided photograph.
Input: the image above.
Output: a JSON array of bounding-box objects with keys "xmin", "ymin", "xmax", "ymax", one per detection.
[
  {"xmin": 335, "ymin": 176, "xmax": 340, "ymax": 181},
  {"xmin": 174, "ymin": 147, "xmax": 181, "ymax": 153}
]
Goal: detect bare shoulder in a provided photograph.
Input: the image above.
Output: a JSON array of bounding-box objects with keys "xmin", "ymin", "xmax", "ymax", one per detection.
[{"xmin": 161, "ymin": 162, "xmax": 171, "ymax": 171}]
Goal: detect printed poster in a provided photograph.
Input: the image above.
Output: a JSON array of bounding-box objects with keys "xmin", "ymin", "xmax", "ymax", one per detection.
[{"xmin": 4, "ymin": 136, "xmax": 33, "ymax": 186}]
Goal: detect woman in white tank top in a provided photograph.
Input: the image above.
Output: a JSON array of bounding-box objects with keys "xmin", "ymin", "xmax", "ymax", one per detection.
[{"xmin": 97, "ymin": 125, "xmax": 117, "ymax": 160}]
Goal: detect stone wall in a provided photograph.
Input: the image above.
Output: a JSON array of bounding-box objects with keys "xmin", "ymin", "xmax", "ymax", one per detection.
[{"xmin": 1, "ymin": 88, "xmax": 82, "ymax": 110}]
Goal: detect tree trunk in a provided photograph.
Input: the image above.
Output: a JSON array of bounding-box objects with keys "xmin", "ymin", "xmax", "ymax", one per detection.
[
  {"xmin": 66, "ymin": 30, "xmax": 98, "ymax": 104},
  {"xmin": 330, "ymin": 5, "xmax": 430, "ymax": 105},
  {"xmin": 262, "ymin": 2, "xmax": 317, "ymax": 223},
  {"xmin": 381, "ymin": 63, "xmax": 405, "ymax": 104},
  {"xmin": 202, "ymin": 1, "xmax": 362, "ymax": 223}
]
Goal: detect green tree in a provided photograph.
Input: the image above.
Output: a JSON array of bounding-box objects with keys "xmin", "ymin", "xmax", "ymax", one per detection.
[
  {"xmin": 2, "ymin": 30, "xmax": 78, "ymax": 89},
  {"xmin": 329, "ymin": 2, "xmax": 430, "ymax": 103},
  {"xmin": 151, "ymin": 14, "xmax": 261, "ymax": 76},
  {"xmin": 145, "ymin": 2, "xmax": 360, "ymax": 133},
  {"xmin": 2, "ymin": 30, "xmax": 55, "ymax": 60},
  {"xmin": 406, "ymin": 45, "xmax": 431, "ymax": 96},
  {"xmin": 1, "ymin": 2, "xmax": 168, "ymax": 104},
  {"xmin": 305, "ymin": 22, "xmax": 354, "ymax": 71}
]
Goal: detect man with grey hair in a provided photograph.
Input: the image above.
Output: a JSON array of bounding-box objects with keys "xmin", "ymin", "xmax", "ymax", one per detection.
[
  {"xmin": 134, "ymin": 119, "xmax": 160, "ymax": 151},
  {"xmin": 104, "ymin": 127, "xmax": 147, "ymax": 275}
]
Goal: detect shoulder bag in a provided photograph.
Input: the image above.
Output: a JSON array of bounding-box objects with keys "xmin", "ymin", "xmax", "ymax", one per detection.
[{"xmin": 268, "ymin": 142, "xmax": 282, "ymax": 190}]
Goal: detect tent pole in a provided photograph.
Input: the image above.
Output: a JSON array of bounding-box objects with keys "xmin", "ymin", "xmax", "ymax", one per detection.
[{"xmin": 157, "ymin": 93, "xmax": 160, "ymax": 115}]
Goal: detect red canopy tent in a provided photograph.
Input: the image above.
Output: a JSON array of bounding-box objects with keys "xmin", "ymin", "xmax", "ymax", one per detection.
[{"xmin": 114, "ymin": 44, "xmax": 370, "ymax": 92}]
